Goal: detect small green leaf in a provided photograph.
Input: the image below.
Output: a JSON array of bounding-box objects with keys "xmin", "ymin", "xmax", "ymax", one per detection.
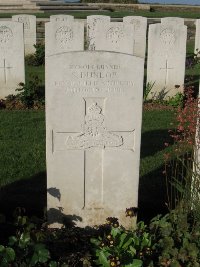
[
  {"xmin": 124, "ymin": 259, "xmax": 143, "ymax": 267},
  {"xmin": 5, "ymin": 247, "xmax": 15, "ymax": 262},
  {"xmin": 111, "ymin": 227, "xmax": 121, "ymax": 238},
  {"xmin": 8, "ymin": 236, "xmax": 17, "ymax": 246},
  {"xmin": 122, "ymin": 237, "xmax": 133, "ymax": 249},
  {"xmin": 49, "ymin": 261, "xmax": 58, "ymax": 267},
  {"xmin": 98, "ymin": 251, "xmax": 110, "ymax": 267},
  {"xmin": 119, "ymin": 233, "xmax": 128, "ymax": 247},
  {"xmin": 0, "ymin": 245, "xmax": 5, "ymax": 252}
]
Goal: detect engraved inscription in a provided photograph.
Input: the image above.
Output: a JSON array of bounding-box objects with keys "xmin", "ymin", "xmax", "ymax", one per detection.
[
  {"xmin": 160, "ymin": 28, "xmax": 175, "ymax": 49},
  {"xmin": 129, "ymin": 19, "xmax": 141, "ymax": 31},
  {"xmin": 0, "ymin": 26, "xmax": 13, "ymax": 45},
  {"xmin": 55, "ymin": 26, "xmax": 73, "ymax": 47},
  {"xmin": 106, "ymin": 26, "xmax": 124, "ymax": 44},
  {"xmin": 66, "ymin": 103, "xmax": 123, "ymax": 149},
  {"xmin": 17, "ymin": 17, "xmax": 30, "ymax": 30}
]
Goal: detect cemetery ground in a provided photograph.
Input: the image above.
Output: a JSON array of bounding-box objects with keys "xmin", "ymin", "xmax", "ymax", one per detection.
[{"xmin": 0, "ymin": 35, "xmax": 200, "ymax": 266}]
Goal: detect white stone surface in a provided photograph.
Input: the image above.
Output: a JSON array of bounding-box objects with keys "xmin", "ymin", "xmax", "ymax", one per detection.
[
  {"xmin": 45, "ymin": 20, "xmax": 84, "ymax": 56},
  {"xmin": 87, "ymin": 15, "xmax": 110, "ymax": 51},
  {"xmin": 0, "ymin": 21, "xmax": 25, "ymax": 99},
  {"xmin": 195, "ymin": 19, "xmax": 200, "ymax": 55},
  {"xmin": 94, "ymin": 22, "xmax": 135, "ymax": 54},
  {"xmin": 161, "ymin": 17, "xmax": 184, "ymax": 26},
  {"xmin": 50, "ymin": 15, "xmax": 74, "ymax": 23},
  {"xmin": 123, "ymin": 16, "xmax": 147, "ymax": 58},
  {"xmin": 147, "ymin": 20, "xmax": 187, "ymax": 99},
  {"xmin": 46, "ymin": 20, "xmax": 144, "ymax": 228},
  {"xmin": 12, "ymin": 15, "xmax": 36, "ymax": 55}
]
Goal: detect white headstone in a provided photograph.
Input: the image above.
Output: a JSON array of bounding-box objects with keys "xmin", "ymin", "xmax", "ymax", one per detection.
[
  {"xmin": 50, "ymin": 15, "xmax": 74, "ymax": 23},
  {"xmin": 12, "ymin": 15, "xmax": 36, "ymax": 55},
  {"xmin": 123, "ymin": 16, "xmax": 147, "ymax": 58},
  {"xmin": 195, "ymin": 19, "xmax": 200, "ymax": 55},
  {"xmin": 161, "ymin": 17, "xmax": 184, "ymax": 26},
  {"xmin": 46, "ymin": 19, "xmax": 144, "ymax": 228},
  {"xmin": 87, "ymin": 15, "xmax": 110, "ymax": 51},
  {"xmin": 45, "ymin": 20, "xmax": 84, "ymax": 56},
  {"xmin": 0, "ymin": 21, "xmax": 25, "ymax": 98},
  {"xmin": 94, "ymin": 22, "xmax": 134, "ymax": 54},
  {"xmin": 147, "ymin": 20, "xmax": 187, "ymax": 99}
]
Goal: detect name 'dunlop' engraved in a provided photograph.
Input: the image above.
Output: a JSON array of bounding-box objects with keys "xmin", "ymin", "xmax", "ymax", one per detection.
[{"xmin": 66, "ymin": 103, "xmax": 123, "ymax": 149}]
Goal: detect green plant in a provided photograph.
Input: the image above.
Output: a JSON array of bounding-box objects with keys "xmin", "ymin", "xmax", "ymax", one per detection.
[
  {"xmin": 167, "ymin": 92, "xmax": 184, "ymax": 108},
  {"xmin": 149, "ymin": 209, "xmax": 200, "ymax": 267},
  {"xmin": 91, "ymin": 215, "xmax": 153, "ymax": 267},
  {"xmin": 16, "ymin": 74, "xmax": 45, "ymax": 108},
  {"xmin": 26, "ymin": 44, "xmax": 45, "ymax": 66},
  {"xmin": 143, "ymin": 81, "xmax": 155, "ymax": 102}
]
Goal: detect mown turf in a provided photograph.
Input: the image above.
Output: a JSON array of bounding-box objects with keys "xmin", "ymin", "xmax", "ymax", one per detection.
[{"xmin": 0, "ymin": 109, "xmax": 175, "ymax": 221}]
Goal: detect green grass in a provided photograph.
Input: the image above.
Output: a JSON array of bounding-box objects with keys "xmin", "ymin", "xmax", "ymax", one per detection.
[{"xmin": 0, "ymin": 109, "xmax": 175, "ymax": 220}]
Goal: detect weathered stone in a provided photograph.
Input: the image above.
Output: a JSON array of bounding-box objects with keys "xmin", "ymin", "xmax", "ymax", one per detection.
[
  {"xmin": 12, "ymin": 14, "xmax": 36, "ymax": 55},
  {"xmin": 50, "ymin": 14, "xmax": 74, "ymax": 23},
  {"xmin": 147, "ymin": 19, "xmax": 187, "ymax": 99},
  {"xmin": 46, "ymin": 19, "xmax": 144, "ymax": 228},
  {"xmin": 195, "ymin": 19, "xmax": 200, "ymax": 55},
  {"xmin": 45, "ymin": 20, "xmax": 84, "ymax": 56},
  {"xmin": 0, "ymin": 21, "xmax": 25, "ymax": 98},
  {"xmin": 94, "ymin": 22, "xmax": 135, "ymax": 54},
  {"xmin": 161, "ymin": 17, "xmax": 184, "ymax": 26},
  {"xmin": 123, "ymin": 16, "xmax": 147, "ymax": 58},
  {"xmin": 87, "ymin": 15, "xmax": 110, "ymax": 51}
]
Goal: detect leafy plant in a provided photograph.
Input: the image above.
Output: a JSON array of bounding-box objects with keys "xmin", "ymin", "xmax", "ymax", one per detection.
[
  {"xmin": 91, "ymin": 216, "xmax": 152, "ymax": 267},
  {"xmin": 16, "ymin": 74, "xmax": 45, "ymax": 108},
  {"xmin": 143, "ymin": 81, "xmax": 155, "ymax": 102},
  {"xmin": 167, "ymin": 92, "xmax": 184, "ymax": 108},
  {"xmin": 26, "ymin": 44, "xmax": 45, "ymax": 66}
]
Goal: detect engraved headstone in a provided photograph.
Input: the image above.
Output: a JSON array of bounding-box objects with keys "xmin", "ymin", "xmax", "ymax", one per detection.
[
  {"xmin": 147, "ymin": 19, "xmax": 187, "ymax": 99},
  {"xmin": 161, "ymin": 17, "xmax": 184, "ymax": 26},
  {"xmin": 12, "ymin": 15, "xmax": 36, "ymax": 55},
  {"xmin": 45, "ymin": 19, "xmax": 84, "ymax": 56},
  {"xmin": 0, "ymin": 21, "xmax": 25, "ymax": 98},
  {"xmin": 195, "ymin": 19, "xmax": 200, "ymax": 55},
  {"xmin": 94, "ymin": 22, "xmax": 134, "ymax": 54},
  {"xmin": 87, "ymin": 15, "xmax": 110, "ymax": 51},
  {"xmin": 123, "ymin": 16, "xmax": 147, "ymax": 58},
  {"xmin": 50, "ymin": 15, "xmax": 74, "ymax": 23},
  {"xmin": 46, "ymin": 19, "xmax": 144, "ymax": 228}
]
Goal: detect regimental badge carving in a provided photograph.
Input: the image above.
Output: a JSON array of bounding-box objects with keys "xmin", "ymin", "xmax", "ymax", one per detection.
[
  {"xmin": 0, "ymin": 26, "xmax": 13, "ymax": 45},
  {"xmin": 129, "ymin": 19, "xmax": 141, "ymax": 31},
  {"xmin": 55, "ymin": 26, "xmax": 73, "ymax": 47},
  {"xmin": 17, "ymin": 17, "xmax": 30, "ymax": 30},
  {"xmin": 66, "ymin": 103, "xmax": 123, "ymax": 149},
  {"xmin": 106, "ymin": 26, "xmax": 124, "ymax": 44},
  {"xmin": 160, "ymin": 28, "xmax": 175, "ymax": 49}
]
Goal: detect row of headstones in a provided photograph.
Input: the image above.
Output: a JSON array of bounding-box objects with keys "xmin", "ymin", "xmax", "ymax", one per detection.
[
  {"xmin": 45, "ymin": 17, "xmax": 200, "ymax": 227},
  {"xmin": 2, "ymin": 15, "xmax": 200, "ymax": 100}
]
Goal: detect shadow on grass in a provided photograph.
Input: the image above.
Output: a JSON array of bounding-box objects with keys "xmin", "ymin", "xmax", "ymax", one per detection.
[
  {"xmin": 138, "ymin": 165, "xmax": 168, "ymax": 224},
  {"xmin": 140, "ymin": 129, "xmax": 172, "ymax": 159},
  {"xmin": 0, "ymin": 171, "xmax": 47, "ymax": 219}
]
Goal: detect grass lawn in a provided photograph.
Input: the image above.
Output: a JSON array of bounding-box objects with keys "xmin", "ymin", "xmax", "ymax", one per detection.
[{"xmin": 0, "ymin": 109, "xmax": 175, "ymax": 222}]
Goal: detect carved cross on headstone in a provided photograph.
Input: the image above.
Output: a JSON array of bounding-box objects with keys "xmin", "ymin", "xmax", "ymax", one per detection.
[
  {"xmin": 160, "ymin": 59, "xmax": 174, "ymax": 86},
  {"xmin": 54, "ymin": 99, "xmax": 135, "ymax": 210},
  {"xmin": 0, "ymin": 59, "xmax": 13, "ymax": 84}
]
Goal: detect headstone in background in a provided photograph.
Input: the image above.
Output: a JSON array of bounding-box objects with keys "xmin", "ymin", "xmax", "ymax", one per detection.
[
  {"xmin": 46, "ymin": 18, "xmax": 144, "ymax": 228},
  {"xmin": 195, "ymin": 19, "xmax": 200, "ymax": 55},
  {"xmin": 94, "ymin": 22, "xmax": 134, "ymax": 54},
  {"xmin": 0, "ymin": 21, "xmax": 25, "ymax": 99},
  {"xmin": 123, "ymin": 16, "xmax": 147, "ymax": 58},
  {"xmin": 50, "ymin": 15, "xmax": 74, "ymax": 23},
  {"xmin": 12, "ymin": 15, "xmax": 36, "ymax": 55},
  {"xmin": 161, "ymin": 17, "xmax": 184, "ymax": 26},
  {"xmin": 147, "ymin": 18, "xmax": 187, "ymax": 99},
  {"xmin": 87, "ymin": 15, "xmax": 110, "ymax": 51},
  {"xmin": 45, "ymin": 19, "xmax": 84, "ymax": 56}
]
